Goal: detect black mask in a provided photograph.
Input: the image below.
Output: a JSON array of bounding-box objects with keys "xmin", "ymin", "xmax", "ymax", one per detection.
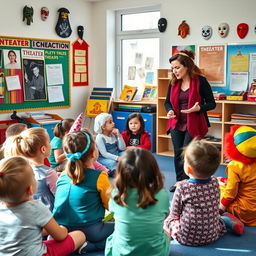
[
  {"xmin": 77, "ymin": 25, "xmax": 84, "ymax": 40},
  {"xmin": 158, "ymin": 18, "xmax": 167, "ymax": 33}
]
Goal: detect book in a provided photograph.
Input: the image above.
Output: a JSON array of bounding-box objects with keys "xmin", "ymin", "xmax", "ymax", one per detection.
[
  {"xmin": 119, "ymin": 85, "xmax": 137, "ymax": 101},
  {"xmin": 142, "ymin": 85, "xmax": 152, "ymax": 99},
  {"xmin": 86, "ymin": 99, "xmax": 109, "ymax": 117},
  {"xmin": 149, "ymin": 87, "xmax": 157, "ymax": 99},
  {"xmin": 132, "ymin": 85, "xmax": 145, "ymax": 101}
]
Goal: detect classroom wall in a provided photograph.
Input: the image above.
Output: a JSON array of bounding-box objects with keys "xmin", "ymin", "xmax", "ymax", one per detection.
[
  {"xmin": 91, "ymin": 0, "xmax": 256, "ymax": 89},
  {"xmin": 0, "ymin": 0, "xmax": 92, "ymax": 120}
]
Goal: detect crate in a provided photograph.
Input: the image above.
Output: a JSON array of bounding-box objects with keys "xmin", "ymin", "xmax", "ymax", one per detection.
[
  {"xmin": 25, "ymin": 113, "xmax": 62, "ymax": 140},
  {"xmin": 0, "ymin": 120, "xmax": 18, "ymax": 144}
]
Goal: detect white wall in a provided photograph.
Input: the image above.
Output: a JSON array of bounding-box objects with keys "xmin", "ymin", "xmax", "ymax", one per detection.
[
  {"xmin": 0, "ymin": 0, "xmax": 92, "ymax": 120},
  {"xmin": 91, "ymin": 0, "xmax": 256, "ymax": 87}
]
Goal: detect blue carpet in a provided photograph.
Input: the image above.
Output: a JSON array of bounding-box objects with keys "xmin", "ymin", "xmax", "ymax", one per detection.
[{"xmin": 83, "ymin": 155, "xmax": 256, "ymax": 256}]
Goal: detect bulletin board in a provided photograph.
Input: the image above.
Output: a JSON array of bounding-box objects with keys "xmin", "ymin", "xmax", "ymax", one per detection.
[
  {"xmin": 212, "ymin": 43, "xmax": 256, "ymax": 95},
  {"xmin": 0, "ymin": 36, "xmax": 70, "ymax": 113}
]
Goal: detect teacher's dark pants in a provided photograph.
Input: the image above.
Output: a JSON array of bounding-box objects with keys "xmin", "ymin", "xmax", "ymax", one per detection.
[{"xmin": 170, "ymin": 129, "xmax": 192, "ymax": 182}]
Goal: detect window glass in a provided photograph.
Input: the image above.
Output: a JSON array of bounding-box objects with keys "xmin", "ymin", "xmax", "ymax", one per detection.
[{"xmin": 122, "ymin": 12, "xmax": 160, "ymax": 31}]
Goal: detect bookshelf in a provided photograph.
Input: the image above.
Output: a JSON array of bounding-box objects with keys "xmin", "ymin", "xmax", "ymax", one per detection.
[{"xmin": 156, "ymin": 69, "xmax": 256, "ymax": 164}]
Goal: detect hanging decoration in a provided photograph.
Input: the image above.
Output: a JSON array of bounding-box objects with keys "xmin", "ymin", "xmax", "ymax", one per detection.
[
  {"xmin": 178, "ymin": 20, "xmax": 189, "ymax": 38},
  {"xmin": 55, "ymin": 8, "xmax": 72, "ymax": 38},
  {"xmin": 41, "ymin": 7, "xmax": 49, "ymax": 21},
  {"xmin": 202, "ymin": 25, "xmax": 212, "ymax": 40},
  {"xmin": 23, "ymin": 5, "xmax": 34, "ymax": 25},
  {"xmin": 218, "ymin": 23, "xmax": 229, "ymax": 38},
  {"xmin": 72, "ymin": 25, "xmax": 89, "ymax": 86},
  {"xmin": 158, "ymin": 18, "xmax": 167, "ymax": 33},
  {"xmin": 237, "ymin": 23, "xmax": 249, "ymax": 39}
]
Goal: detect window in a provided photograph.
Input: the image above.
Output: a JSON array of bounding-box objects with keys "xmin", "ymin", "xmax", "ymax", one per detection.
[{"xmin": 115, "ymin": 6, "xmax": 160, "ymax": 97}]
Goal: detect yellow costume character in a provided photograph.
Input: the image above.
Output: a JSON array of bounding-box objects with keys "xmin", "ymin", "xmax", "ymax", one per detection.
[{"xmin": 220, "ymin": 126, "xmax": 256, "ymax": 226}]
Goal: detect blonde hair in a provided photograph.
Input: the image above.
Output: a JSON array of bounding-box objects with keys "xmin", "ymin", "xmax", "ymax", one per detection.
[
  {"xmin": 0, "ymin": 156, "xmax": 32, "ymax": 203},
  {"xmin": 3, "ymin": 127, "xmax": 49, "ymax": 158},
  {"xmin": 63, "ymin": 129, "xmax": 96, "ymax": 185},
  {"xmin": 5, "ymin": 123, "xmax": 27, "ymax": 138},
  {"xmin": 183, "ymin": 139, "xmax": 220, "ymax": 179}
]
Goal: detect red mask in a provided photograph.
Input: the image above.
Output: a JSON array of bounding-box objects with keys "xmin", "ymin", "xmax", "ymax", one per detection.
[
  {"xmin": 178, "ymin": 20, "xmax": 189, "ymax": 39},
  {"xmin": 237, "ymin": 23, "xmax": 249, "ymax": 39}
]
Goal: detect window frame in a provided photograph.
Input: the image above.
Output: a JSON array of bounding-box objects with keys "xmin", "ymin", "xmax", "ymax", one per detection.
[{"xmin": 115, "ymin": 6, "xmax": 160, "ymax": 97}]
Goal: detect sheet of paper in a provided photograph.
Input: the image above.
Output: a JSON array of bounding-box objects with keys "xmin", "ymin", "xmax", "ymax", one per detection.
[
  {"xmin": 47, "ymin": 86, "xmax": 64, "ymax": 103},
  {"xmin": 75, "ymin": 56, "xmax": 86, "ymax": 64},
  {"xmin": 249, "ymin": 53, "xmax": 256, "ymax": 85},
  {"xmin": 230, "ymin": 55, "xmax": 249, "ymax": 72},
  {"xmin": 75, "ymin": 49, "xmax": 86, "ymax": 57},
  {"xmin": 46, "ymin": 64, "xmax": 64, "ymax": 85},
  {"xmin": 74, "ymin": 73, "xmax": 81, "ymax": 82},
  {"xmin": 5, "ymin": 75, "xmax": 21, "ymax": 91},
  {"xmin": 230, "ymin": 72, "xmax": 249, "ymax": 91},
  {"xmin": 81, "ymin": 73, "xmax": 87, "ymax": 82},
  {"xmin": 75, "ymin": 65, "xmax": 86, "ymax": 73}
]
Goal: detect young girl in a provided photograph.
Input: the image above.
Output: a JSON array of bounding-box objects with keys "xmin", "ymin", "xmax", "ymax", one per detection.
[
  {"xmin": 0, "ymin": 156, "xmax": 86, "ymax": 255},
  {"xmin": 53, "ymin": 130, "xmax": 114, "ymax": 253},
  {"xmin": 94, "ymin": 113, "xmax": 126, "ymax": 175},
  {"xmin": 105, "ymin": 148, "xmax": 170, "ymax": 256},
  {"xmin": 3, "ymin": 127, "xmax": 58, "ymax": 211},
  {"xmin": 121, "ymin": 112, "xmax": 151, "ymax": 150},
  {"xmin": 48, "ymin": 118, "xmax": 74, "ymax": 169},
  {"xmin": 164, "ymin": 139, "xmax": 228, "ymax": 246},
  {"xmin": 220, "ymin": 125, "xmax": 256, "ymax": 226}
]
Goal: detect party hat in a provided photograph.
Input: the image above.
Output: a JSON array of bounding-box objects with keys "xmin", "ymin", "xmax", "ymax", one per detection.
[{"xmin": 69, "ymin": 112, "xmax": 84, "ymax": 133}]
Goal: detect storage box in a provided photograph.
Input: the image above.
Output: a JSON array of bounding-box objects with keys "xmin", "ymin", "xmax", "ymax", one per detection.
[
  {"xmin": 25, "ymin": 113, "xmax": 62, "ymax": 140},
  {"xmin": 0, "ymin": 120, "xmax": 18, "ymax": 144}
]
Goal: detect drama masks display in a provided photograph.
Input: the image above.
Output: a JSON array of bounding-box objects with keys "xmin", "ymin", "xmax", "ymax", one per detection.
[
  {"xmin": 55, "ymin": 7, "xmax": 72, "ymax": 38},
  {"xmin": 23, "ymin": 5, "xmax": 34, "ymax": 25},
  {"xmin": 158, "ymin": 18, "xmax": 167, "ymax": 33},
  {"xmin": 41, "ymin": 7, "xmax": 49, "ymax": 21},
  {"xmin": 77, "ymin": 25, "xmax": 84, "ymax": 40},
  {"xmin": 202, "ymin": 25, "xmax": 212, "ymax": 40},
  {"xmin": 237, "ymin": 23, "xmax": 249, "ymax": 39},
  {"xmin": 178, "ymin": 20, "xmax": 189, "ymax": 38},
  {"xmin": 218, "ymin": 23, "xmax": 229, "ymax": 38}
]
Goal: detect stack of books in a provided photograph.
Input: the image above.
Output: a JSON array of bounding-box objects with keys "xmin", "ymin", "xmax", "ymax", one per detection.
[
  {"xmin": 208, "ymin": 112, "xmax": 222, "ymax": 122},
  {"xmin": 85, "ymin": 87, "xmax": 114, "ymax": 117},
  {"xmin": 25, "ymin": 112, "xmax": 60, "ymax": 124},
  {"xmin": 231, "ymin": 113, "xmax": 256, "ymax": 123}
]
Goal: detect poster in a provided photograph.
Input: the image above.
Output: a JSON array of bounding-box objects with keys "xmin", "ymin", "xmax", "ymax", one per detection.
[
  {"xmin": 172, "ymin": 45, "xmax": 196, "ymax": 56},
  {"xmin": 198, "ymin": 45, "xmax": 226, "ymax": 87}
]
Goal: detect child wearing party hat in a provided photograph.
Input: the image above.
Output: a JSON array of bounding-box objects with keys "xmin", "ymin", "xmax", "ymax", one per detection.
[{"xmin": 220, "ymin": 125, "xmax": 256, "ymax": 227}]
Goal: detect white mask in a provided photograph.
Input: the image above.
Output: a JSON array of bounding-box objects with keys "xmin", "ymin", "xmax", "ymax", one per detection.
[
  {"xmin": 218, "ymin": 23, "xmax": 229, "ymax": 38},
  {"xmin": 202, "ymin": 25, "xmax": 212, "ymax": 40}
]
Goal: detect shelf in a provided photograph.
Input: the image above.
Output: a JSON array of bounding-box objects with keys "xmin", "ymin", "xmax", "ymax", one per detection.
[
  {"xmin": 202, "ymin": 139, "xmax": 222, "ymax": 145},
  {"xmin": 157, "ymin": 151, "xmax": 174, "ymax": 157},
  {"xmin": 157, "ymin": 134, "xmax": 171, "ymax": 138},
  {"xmin": 158, "ymin": 77, "xmax": 171, "ymax": 80},
  {"xmin": 209, "ymin": 121, "xmax": 222, "ymax": 124},
  {"xmin": 158, "ymin": 116, "xmax": 168, "ymax": 119},
  {"xmin": 224, "ymin": 121, "xmax": 256, "ymax": 126},
  {"xmin": 112, "ymin": 99, "xmax": 156, "ymax": 105}
]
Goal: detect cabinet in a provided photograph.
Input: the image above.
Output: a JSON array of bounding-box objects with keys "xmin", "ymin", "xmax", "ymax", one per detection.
[{"xmin": 156, "ymin": 69, "xmax": 256, "ymax": 164}]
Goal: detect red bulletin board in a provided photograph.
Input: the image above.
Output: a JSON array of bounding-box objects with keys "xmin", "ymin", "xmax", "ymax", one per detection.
[{"xmin": 72, "ymin": 39, "xmax": 89, "ymax": 86}]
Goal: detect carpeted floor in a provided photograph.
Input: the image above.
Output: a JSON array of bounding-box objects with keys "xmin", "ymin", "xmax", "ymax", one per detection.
[{"xmin": 81, "ymin": 154, "xmax": 256, "ymax": 256}]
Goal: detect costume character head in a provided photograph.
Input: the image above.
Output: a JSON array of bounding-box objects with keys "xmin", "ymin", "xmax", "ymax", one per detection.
[
  {"xmin": 55, "ymin": 7, "xmax": 72, "ymax": 38},
  {"xmin": 237, "ymin": 23, "xmax": 249, "ymax": 39},
  {"xmin": 23, "ymin": 5, "xmax": 34, "ymax": 25},
  {"xmin": 218, "ymin": 23, "xmax": 229, "ymax": 38},
  {"xmin": 178, "ymin": 20, "xmax": 189, "ymax": 38},
  {"xmin": 41, "ymin": 7, "xmax": 49, "ymax": 21},
  {"xmin": 158, "ymin": 18, "xmax": 167, "ymax": 33},
  {"xmin": 202, "ymin": 25, "xmax": 212, "ymax": 40},
  {"xmin": 224, "ymin": 125, "xmax": 256, "ymax": 165}
]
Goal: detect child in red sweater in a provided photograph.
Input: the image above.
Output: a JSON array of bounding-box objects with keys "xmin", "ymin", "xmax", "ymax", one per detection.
[{"xmin": 121, "ymin": 113, "xmax": 151, "ymax": 151}]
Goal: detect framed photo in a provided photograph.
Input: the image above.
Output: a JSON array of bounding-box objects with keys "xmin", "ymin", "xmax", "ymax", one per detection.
[
  {"xmin": 3, "ymin": 49, "xmax": 21, "ymax": 69},
  {"xmin": 23, "ymin": 59, "xmax": 47, "ymax": 101}
]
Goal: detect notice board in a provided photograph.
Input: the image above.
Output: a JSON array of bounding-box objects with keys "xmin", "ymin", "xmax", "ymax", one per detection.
[{"xmin": 0, "ymin": 36, "xmax": 70, "ymax": 113}]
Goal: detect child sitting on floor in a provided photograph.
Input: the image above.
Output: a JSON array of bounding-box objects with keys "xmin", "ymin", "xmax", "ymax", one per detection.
[
  {"xmin": 220, "ymin": 125, "xmax": 256, "ymax": 227},
  {"xmin": 105, "ymin": 148, "xmax": 170, "ymax": 256},
  {"xmin": 121, "ymin": 112, "xmax": 151, "ymax": 150},
  {"xmin": 3, "ymin": 127, "xmax": 58, "ymax": 211},
  {"xmin": 0, "ymin": 156, "xmax": 86, "ymax": 255},
  {"xmin": 164, "ymin": 139, "xmax": 227, "ymax": 246},
  {"xmin": 53, "ymin": 130, "xmax": 114, "ymax": 254},
  {"xmin": 94, "ymin": 113, "xmax": 126, "ymax": 177}
]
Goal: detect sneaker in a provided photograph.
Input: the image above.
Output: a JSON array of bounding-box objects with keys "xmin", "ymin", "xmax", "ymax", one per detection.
[
  {"xmin": 107, "ymin": 169, "xmax": 116, "ymax": 178},
  {"xmin": 78, "ymin": 241, "xmax": 88, "ymax": 254},
  {"xmin": 221, "ymin": 212, "xmax": 245, "ymax": 235}
]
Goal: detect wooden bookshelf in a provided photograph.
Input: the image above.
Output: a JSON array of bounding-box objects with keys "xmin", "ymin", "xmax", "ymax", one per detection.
[{"xmin": 156, "ymin": 69, "xmax": 256, "ymax": 164}]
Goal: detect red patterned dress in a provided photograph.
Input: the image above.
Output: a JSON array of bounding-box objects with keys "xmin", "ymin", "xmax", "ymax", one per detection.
[{"xmin": 164, "ymin": 176, "xmax": 226, "ymax": 246}]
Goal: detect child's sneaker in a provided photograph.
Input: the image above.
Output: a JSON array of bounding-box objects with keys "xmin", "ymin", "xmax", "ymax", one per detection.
[
  {"xmin": 221, "ymin": 212, "xmax": 245, "ymax": 235},
  {"xmin": 78, "ymin": 241, "xmax": 88, "ymax": 254},
  {"xmin": 107, "ymin": 169, "xmax": 116, "ymax": 178}
]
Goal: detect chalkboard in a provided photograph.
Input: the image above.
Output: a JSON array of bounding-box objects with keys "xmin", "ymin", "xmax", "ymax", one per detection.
[{"xmin": 0, "ymin": 36, "xmax": 70, "ymax": 113}]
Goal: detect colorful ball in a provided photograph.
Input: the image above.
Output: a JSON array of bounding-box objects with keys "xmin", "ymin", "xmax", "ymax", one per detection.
[{"xmin": 234, "ymin": 126, "xmax": 256, "ymax": 158}]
